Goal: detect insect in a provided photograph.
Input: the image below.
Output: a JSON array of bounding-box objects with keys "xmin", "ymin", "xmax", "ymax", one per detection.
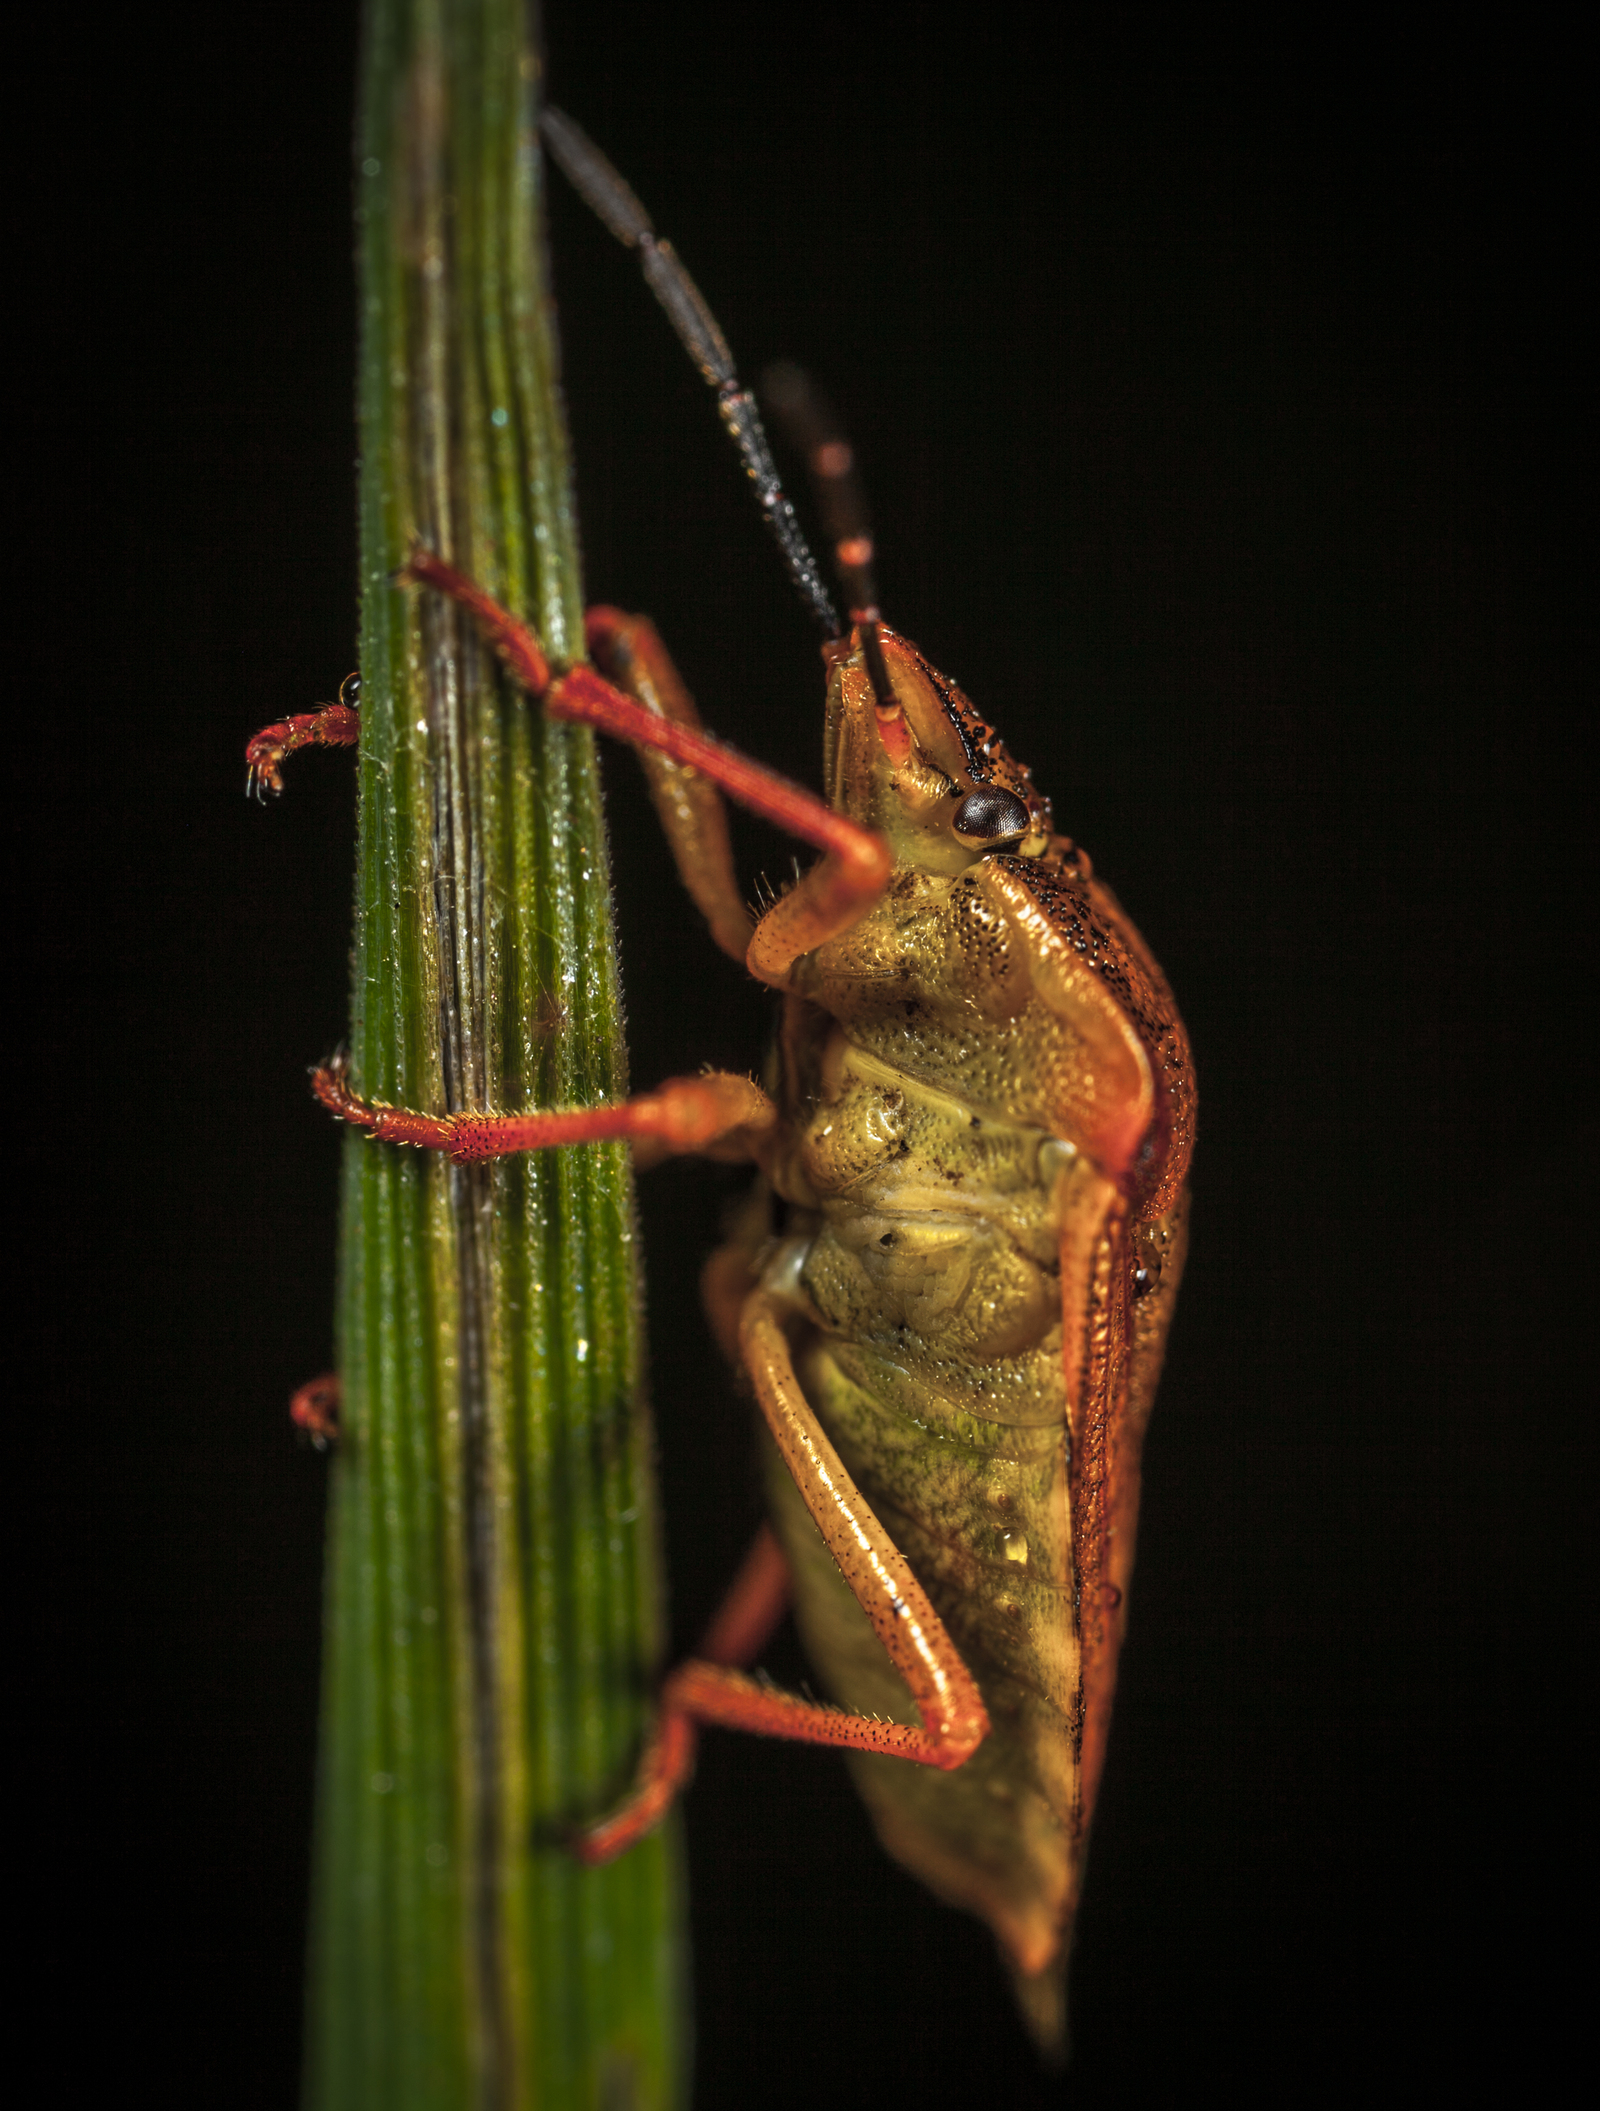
[{"xmin": 249, "ymin": 110, "xmax": 1195, "ymax": 2058}]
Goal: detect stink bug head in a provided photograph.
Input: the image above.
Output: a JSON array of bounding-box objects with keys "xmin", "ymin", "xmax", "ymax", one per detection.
[
  {"xmin": 823, "ymin": 623, "xmax": 1054, "ymax": 875},
  {"xmin": 760, "ymin": 357, "xmax": 1051, "ymax": 874}
]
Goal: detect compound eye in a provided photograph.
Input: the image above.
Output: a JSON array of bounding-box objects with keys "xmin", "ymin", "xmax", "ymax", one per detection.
[{"xmin": 952, "ymin": 787, "xmax": 1030, "ymax": 851}]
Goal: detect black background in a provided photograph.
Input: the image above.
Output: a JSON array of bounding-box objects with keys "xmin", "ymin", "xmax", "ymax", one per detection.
[{"xmin": 37, "ymin": 4, "xmax": 1585, "ymax": 2104}]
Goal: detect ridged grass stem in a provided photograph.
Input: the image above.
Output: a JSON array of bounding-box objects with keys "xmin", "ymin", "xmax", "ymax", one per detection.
[{"xmin": 304, "ymin": 4, "xmax": 685, "ymax": 2104}]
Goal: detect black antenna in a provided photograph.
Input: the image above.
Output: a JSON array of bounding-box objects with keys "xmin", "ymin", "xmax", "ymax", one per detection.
[
  {"xmin": 542, "ymin": 107, "xmax": 841, "ymax": 638},
  {"xmin": 761, "ymin": 362, "xmax": 897, "ymax": 717}
]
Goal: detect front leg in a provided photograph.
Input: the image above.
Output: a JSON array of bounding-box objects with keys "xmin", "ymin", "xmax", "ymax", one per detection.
[
  {"xmin": 246, "ymin": 559, "xmax": 891, "ymax": 976},
  {"xmin": 245, "ymin": 673, "xmax": 361, "ymax": 797},
  {"xmin": 403, "ymin": 550, "xmax": 891, "ymax": 985}
]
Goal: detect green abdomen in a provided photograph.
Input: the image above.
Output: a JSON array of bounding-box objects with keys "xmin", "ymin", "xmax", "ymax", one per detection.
[{"xmin": 764, "ymin": 1029, "xmax": 1082, "ymax": 1972}]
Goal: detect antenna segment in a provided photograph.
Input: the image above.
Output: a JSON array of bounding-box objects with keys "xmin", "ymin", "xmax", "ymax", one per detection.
[
  {"xmin": 542, "ymin": 107, "xmax": 841, "ymax": 638},
  {"xmin": 762, "ymin": 362, "xmax": 898, "ymax": 717}
]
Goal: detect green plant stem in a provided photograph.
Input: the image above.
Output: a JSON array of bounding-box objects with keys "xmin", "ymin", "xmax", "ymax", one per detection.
[{"xmin": 304, "ymin": 4, "xmax": 684, "ymax": 2104}]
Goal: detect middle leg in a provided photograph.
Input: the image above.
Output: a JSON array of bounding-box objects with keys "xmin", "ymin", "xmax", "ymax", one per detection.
[
  {"xmin": 583, "ymin": 606, "xmax": 753, "ymax": 965},
  {"xmin": 313, "ymin": 1054, "xmax": 775, "ymax": 1169}
]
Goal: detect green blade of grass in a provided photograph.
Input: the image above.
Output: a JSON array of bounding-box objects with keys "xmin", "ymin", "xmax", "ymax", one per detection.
[{"xmin": 303, "ymin": 3, "xmax": 685, "ymax": 2104}]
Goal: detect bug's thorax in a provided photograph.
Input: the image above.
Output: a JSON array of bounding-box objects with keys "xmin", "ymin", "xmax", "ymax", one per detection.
[{"xmin": 797, "ymin": 623, "xmax": 1194, "ymax": 1213}]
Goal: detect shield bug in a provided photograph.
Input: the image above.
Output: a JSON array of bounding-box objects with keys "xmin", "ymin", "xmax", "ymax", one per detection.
[{"xmin": 254, "ymin": 108, "xmax": 1195, "ymax": 2058}]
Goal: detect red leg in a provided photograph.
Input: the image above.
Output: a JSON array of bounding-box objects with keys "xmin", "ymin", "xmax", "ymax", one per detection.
[
  {"xmin": 696, "ymin": 1520, "xmax": 792, "ymax": 1666},
  {"xmin": 574, "ymin": 1525, "xmax": 791, "ymax": 1866},
  {"xmin": 403, "ymin": 550, "xmax": 890, "ymax": 984},
  {"xmin": 313, "ymin": 1053, "xmax": 775, "ymax": 1168},
  {"xmin": 584, "ymin": 606, "xmax": 753, "ymax": 964},
  {"xmin": 246, "ymin": 675, "xmax": 360, "ymax": 798},
  {"xmin": 661, "ymin": 1289, "xmax": 988, "ymax": 1765},
  {"xmin": 246, "ymin": 561, "xmax": 891, "ymax": 981},
  {"xmin": 289, "ymin": 1371, "xmax": 340, "ymax": 1445},
  {"xmin": 574, "ymin": 1289, "xmax": 991, "ymax": 1864}
]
